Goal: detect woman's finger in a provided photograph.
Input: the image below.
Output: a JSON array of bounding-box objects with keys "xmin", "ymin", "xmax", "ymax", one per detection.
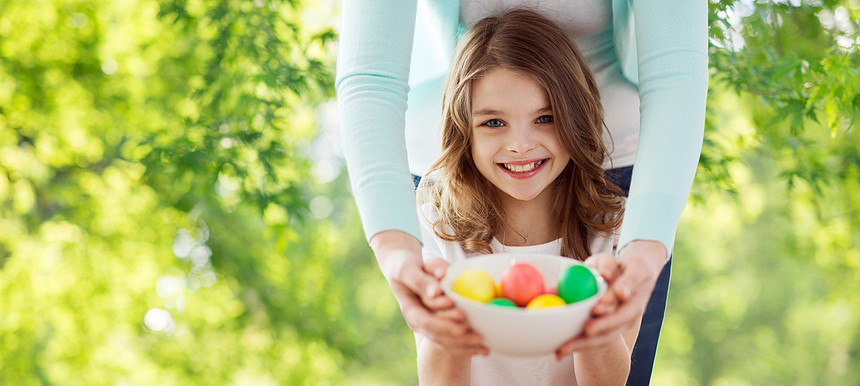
[
  {"xmin": 424, "ymin": 257, "xmax": 450, "ymax": 280},
  {"xmin": 397, "ymin": 261, "xmax": 443, "ymax": 301}
]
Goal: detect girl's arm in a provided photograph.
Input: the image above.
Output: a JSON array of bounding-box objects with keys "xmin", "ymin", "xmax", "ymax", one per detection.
[
  {"xmin": 573, "ymin": 256, "xmax": 643, "ymax": 386},
  {"xmin": 417, "ymin": 334, "xmax": 472, "ymax": 386},
  {"xmin": 573, "ymin": 334, "xmax": 632, "ymax": 386}
]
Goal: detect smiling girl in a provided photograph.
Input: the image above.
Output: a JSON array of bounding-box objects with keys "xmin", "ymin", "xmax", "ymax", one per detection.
[{"xmin": 415, "ymin": 9, "xmax": 637, "ymax": 386}]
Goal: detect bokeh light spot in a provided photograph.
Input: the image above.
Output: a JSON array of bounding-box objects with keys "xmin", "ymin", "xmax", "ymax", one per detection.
[
  {"xmin": 310, "ymin": 196, "xmax": 333, "ymax": 219},
  {"xmin": 69, "ymin": 13, "xmax": 88, "ymax": 29},
  {"xmin": 101, "ymin": 58, "xmax": 118, "ymax": 75},
  {"xmin": 156, "ymin": 275, "xmax": 185, "ymax": 299},
  {"xmin": 172, "ymin": 229, "xmax": 194, "ymax": 258},
  {"xmin": 144, "ymin": 308, "xmax": 174, "ymax": 332}
]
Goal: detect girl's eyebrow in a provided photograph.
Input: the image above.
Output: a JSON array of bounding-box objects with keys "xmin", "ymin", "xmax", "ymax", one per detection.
[
  {"xmin": 472, "ymin": 108, "xmax": 502, "ymax": 116},
  {"xmin": 472, "ymin": 106, "xmax": 552, "ymax": 116}
]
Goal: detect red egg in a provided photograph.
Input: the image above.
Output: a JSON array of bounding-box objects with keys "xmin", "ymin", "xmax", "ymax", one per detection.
[{"xmin": 500, "ymin": 263, "xmax": 544, "ymax": 306}]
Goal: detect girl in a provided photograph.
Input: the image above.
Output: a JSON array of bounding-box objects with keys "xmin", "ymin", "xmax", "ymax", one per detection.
[{"xmin": 416, "ymin": 10, "xmax": 639, "ymax": 386}]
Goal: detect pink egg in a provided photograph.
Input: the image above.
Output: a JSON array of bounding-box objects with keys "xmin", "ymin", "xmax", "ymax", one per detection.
[
  {"xmin": 500, "ymin": 263, "xmax": 544, "ymax": 307},
  {"xmin": 544, "ymin": 285, "xmax": 557, "ymax": 295}
]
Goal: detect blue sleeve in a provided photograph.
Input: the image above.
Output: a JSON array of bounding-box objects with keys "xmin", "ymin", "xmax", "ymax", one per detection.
[
  {"xmin": 618, "ymin": 0, "xmax": 709, "ymax": 255},
  {"xmin": 335, "ymin": 0, "xmax": 423, "ymax": 242}
]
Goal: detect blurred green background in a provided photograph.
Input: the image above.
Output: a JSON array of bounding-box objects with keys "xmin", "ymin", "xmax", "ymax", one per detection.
[{"xmin": 0, "ymin": 0, "xmax": 857, "ymax": 384}]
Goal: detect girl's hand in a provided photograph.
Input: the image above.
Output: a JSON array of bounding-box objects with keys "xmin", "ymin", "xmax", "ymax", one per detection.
[
  {"xmin": 555, "ymin": 252, "xmax": 622, "ymax": 358},
  {"xmin": 370, "ymin": 230, "xmax": 487, "ymax": 356},
  {"xmin": 555, "ymin": 241, "xmax": 664, "ymax": 356},
  {"xmin": 422, "ymin": 256, "xmax": 490, "ymax": 356}
]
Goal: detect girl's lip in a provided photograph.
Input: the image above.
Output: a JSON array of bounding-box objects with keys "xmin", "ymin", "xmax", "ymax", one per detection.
[
  {"xmin": 500, "ymin": 158, "xmax": 545, "ymax": 166},
  {"xmin": 496, "ymin": 158, "xmax": 549, "ymax": 180}
]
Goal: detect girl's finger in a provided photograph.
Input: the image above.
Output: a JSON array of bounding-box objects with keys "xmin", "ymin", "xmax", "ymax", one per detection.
[
  {"xmin": 391, "ymin": 281, "xmax": 469, "ymax": 335},
  {"xmin": 423, "ymin": 293, "xmax": 456, "ymax": 311},
  {"xmin": 591, "ymin": 289, "xmax": 620, "ymax": 316},
  {"xmin": 434, "ymin": 307, "xmax": 467, "ymax": 322},
  {"xmin": 595, "ymin": 253, "xmax": 621, "ymax": 282},
  {"xmin": 584, "ymin": 290, "xmax": 649, "ymax": 337},
  {"xmin": 556, "ymin": 328, "xmax": 624, "ymax": 358},
  {"xmin": 401, "ymin": 302, "xmax": 471, "ymax": 336}
]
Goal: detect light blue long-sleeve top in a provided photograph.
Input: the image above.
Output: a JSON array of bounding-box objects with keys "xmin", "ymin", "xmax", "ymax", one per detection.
[{"xmin": 336, "ymin": 0, "xmax": 708, "ymax": 254}]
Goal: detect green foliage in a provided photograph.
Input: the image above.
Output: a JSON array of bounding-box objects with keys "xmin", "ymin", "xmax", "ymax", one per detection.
[
  {"xmin": 657, "ymin": 1, "xmax": 860, "ymax": 384},
  {"xmin": 702, "ymin": 0, "xmax": 860, "ymax": 195},
  {"xmin": 0, "ymin": 0, "xmax": 392, "ymax": 384}
]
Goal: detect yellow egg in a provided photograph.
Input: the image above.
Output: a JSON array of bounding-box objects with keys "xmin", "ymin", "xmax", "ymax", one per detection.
[
  {"xmin": 495, "ymin": 283, "xmax": 503, "ymax": 298},
  {"xmin": 452, "ymin": 269, "xmax": 496, "ymax": 302},
  {"xmin": 525, "ymin": 294, "xmax": 566, "ymax": 309}
]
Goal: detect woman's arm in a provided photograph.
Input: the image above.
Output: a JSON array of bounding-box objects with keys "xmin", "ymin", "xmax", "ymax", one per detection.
[
  {"xmin": 575, "ymin": 0, "xmax": 708, "ymax": 347},
  {"xmin": 619, "ymin": 0, "xmax": 709, "ymax": 254},
  {"xmin": 337, "ymin": 0, "xmax": 483, "ymax": 356},
  {"xmin": 336, "ymin": 0, "xmax": 421, "ymax": 242}
]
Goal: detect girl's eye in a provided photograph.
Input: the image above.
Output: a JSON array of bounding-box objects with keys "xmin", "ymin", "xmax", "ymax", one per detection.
[
  {"xmin": 482, "ymin": 119, "xmax": 505, "ymax": 128},
  {"xmin": 536, "ymin": 115, "xmax": 554, "ymax": 124}
]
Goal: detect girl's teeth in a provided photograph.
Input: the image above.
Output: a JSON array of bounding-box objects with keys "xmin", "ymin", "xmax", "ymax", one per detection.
[{"xmin": 505, "ymin": 160, "xmax": 543, "ymax": 172}]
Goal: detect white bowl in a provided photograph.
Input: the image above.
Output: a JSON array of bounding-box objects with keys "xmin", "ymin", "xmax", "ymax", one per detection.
[{"xmin": 440, "ymin": 253, "xmax": 606, "ymax": 356}]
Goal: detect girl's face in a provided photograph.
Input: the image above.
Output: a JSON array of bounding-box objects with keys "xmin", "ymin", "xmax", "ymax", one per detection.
[{"xmin": 469, "ymin": 67, "xmax": 571, "ymax": 205}]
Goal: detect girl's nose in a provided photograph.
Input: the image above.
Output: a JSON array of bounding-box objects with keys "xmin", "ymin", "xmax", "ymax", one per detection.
[{"xmin": 505, "ymin": 125, "xmax": 536, "ymax": 154}]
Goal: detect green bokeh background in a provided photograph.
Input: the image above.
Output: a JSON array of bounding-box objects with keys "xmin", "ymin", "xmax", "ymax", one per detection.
[{"xmin": 1, "ymin": 0, "xmax": 857, "ymax": 384}]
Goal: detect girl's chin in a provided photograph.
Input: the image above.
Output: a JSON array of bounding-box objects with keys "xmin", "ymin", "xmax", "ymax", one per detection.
[{"xmin": 501, "ymin": 189, "xmax": 543, "ymax": 203}]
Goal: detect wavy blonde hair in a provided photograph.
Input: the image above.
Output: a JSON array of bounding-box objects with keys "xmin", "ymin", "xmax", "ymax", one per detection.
[{"xmin": 418, "ymin": 9, "xmax": 624, "ymax": 260}]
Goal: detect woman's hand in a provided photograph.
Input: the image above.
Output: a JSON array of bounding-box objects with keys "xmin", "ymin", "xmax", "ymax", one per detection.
[
  {"xmin": 555, "ymin": 240, "xmax": 666, "ymax": 355},
  {"xmin": 370, "ymin": 230, "xmax": 487, "ymax": 356}
]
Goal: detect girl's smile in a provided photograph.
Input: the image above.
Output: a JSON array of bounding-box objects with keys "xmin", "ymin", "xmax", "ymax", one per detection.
[{"xmin": 497, "ymin": 158, "xmax": 548, "ymax": 179}]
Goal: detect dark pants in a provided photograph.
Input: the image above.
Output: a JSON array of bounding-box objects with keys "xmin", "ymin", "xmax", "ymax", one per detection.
[
  {"xmin": 416, "ymin": 167, "xmax": 671, "ymax": 385},
  {"xmin": 606, "ymin": 166, "xmax": 671, "ymax": 386}
]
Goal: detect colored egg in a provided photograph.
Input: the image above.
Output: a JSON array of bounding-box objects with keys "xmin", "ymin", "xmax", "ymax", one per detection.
[
  {"xmin": 452, "ymin": 269, "xmax": 496, "ymax": 302},
  {"xmin": 544, "ymin": 285, "xmax": 557, "ymax": 295},
  {"xmin": 526, "ymin": 294, "xmax": 566, "ymax": 309},
  {"xmin": 495, "ymin": 283, "xmax": 503, "ymax": 298},
  {"xmin": 488, "ymin": 298, "xmax": 518, "ymax": 308},
  {"xmin": 501, "ymin": 263, "xmax": 544, "ymax": 307},
  {"xmin": 557, "ymin": 265, "xmax": 598, "ymax": 304}
]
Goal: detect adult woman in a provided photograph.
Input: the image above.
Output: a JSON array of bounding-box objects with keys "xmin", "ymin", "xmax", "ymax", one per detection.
[{"xmin": 336, "ymin": 1, "xmax": 707, "ymax": 383}]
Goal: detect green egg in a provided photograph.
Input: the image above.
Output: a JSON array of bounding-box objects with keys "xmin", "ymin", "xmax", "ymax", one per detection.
[
  {"xmin": 487, "ymin": 298, "xmax": 518, "ymax": 308},
  {"xmin": 557, "ymin": 265, "xmax": 598, "ymax": 304}
]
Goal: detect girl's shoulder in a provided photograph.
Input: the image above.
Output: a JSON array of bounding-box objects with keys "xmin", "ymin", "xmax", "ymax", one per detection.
[
  {"xmin": 417, "ymin": 201, "xmax": 476, "ymax": 264},
  {"xmin": 588, "ymin": 196, "xmax": 625, "ymax": 254}
]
